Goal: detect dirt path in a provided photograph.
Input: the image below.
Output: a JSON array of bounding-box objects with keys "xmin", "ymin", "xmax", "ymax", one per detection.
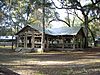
[{"xmin": 0, "ymin": 48, "xmax": 100, "ymax": 75}]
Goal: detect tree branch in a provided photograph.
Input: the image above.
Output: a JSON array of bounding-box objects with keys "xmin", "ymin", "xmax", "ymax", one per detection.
[
  {"xmin": 88, "ymin": 17, "xmax": 100, "ymax": 23},
  {"xmin": 50, "ymin": 0, "xmax": 82, "ymax": 10},
  {"xmin": 74, "ymin": 10, "xmax": 84, "ymax": 22},
  {"xmin": 48, "ymin": 19, "xmax": 70, "ymax": 27}
]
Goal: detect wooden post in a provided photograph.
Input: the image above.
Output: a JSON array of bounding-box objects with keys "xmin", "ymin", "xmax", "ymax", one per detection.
[
  {"xmin": 31, "ymin": 31, "xmax": 35, "ymax": 48},
  {"xmin": 76, "ymin": 38, "xmax": 78, "ymax": 48},
  {"xmin": 25, "ymin": 33, "xmax": 27, "ymax": 48},
  {"xmin": 24, "ymin": 35, "xmax": 25, "ymax": 48},
  {"xmin": 16, "ymin": 36, "xmax": 19, "ymax": 48},
  {"xmin": 73, "ymin": 36, "xmax": 75, "ymax": 50},
  {"xmin": 24, "ymin": 33, "xmax": 27, "ymax": 48},
  {"xmin": 46, "ymin": 36, "xmax": 49, "ymax": 48},
  {"xmin": 82, "ymin": 37, "xmax": 84, "ymax": 48},
  {"xmin": 62, "ymin": 36, "xmax": 64, "ymax": 49},
  {"xmin": 80, "ymin": 36, "xmax": 83, "ymax": 49},
  {"xmin": 52, "ymin": 39, "xmax": 53, "ymax": 48}
]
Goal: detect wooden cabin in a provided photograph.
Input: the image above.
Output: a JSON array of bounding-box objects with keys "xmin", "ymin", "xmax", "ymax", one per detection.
[{"xmin": 15, "ymin": 25, "xmax": 86, "ymax": 52}]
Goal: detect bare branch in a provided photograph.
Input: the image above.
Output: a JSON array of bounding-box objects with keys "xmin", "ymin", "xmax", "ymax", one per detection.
[
  {"xmin": 48, "ymin": 19, "xmax": 70, "ymax": 27},
  {"xmin": 74, "ymin": 10, "xmax": 84, "ymax": 22},
  {"xmin": 91, "ymin": 0, "xmax": 95, "ymax": 4},
  {"xmin": 72, "ymin": 16, "xmax": 75, "ymax": 26},
  {"xmin": 88, "ymin": 17, "xmax": 100, "ymax": 23},
  {"xmin": 50, "ymin": 0, "xmax": 82, "ymax": 10}
]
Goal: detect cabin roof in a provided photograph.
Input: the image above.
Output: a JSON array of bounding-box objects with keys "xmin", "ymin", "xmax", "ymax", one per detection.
[
  {"xmin": 0, "ymin": 36, "xmax": 16, "ymax": 40},
  {"xmin": 16, "ymin": 25, "xmax": 85, "ymax": 36},
  {"xmin": 47, "ymin": 26, "xmax": 83, "ymax": 36}
]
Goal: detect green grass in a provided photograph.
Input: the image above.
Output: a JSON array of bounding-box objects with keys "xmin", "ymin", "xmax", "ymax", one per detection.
[
  {"xmin": 0, "ymin": 46, "xmax": 15, "ymax": 48},
  {"xmin": 97, "ymin": 44, "xmax": 100, "ymax": 47}
]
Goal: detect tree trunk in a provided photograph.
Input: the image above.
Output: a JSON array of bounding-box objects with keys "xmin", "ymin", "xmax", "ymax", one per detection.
[
  {"xmin": 84, "ymin": 15, "xmax": 88, "ymax": 48},
  {"xmin": 41, "ymin": 0, "xmax": 45, "ymax": 51}
]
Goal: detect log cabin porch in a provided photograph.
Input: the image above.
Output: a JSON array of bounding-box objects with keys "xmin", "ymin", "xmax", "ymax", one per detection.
[{"xmin": 15, "ymin": 25, "xmax": 85, "ymax": 52}]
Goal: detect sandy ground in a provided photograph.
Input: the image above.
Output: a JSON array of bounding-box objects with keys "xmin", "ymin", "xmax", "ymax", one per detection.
[{"xmin": 0, "ymin": 48, "xmax": 100, "ymax": 75}]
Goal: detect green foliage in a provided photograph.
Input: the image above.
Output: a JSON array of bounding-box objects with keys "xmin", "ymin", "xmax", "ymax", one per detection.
[{"xmin": 0, "ymin": 0, "xmax": 54, "ymax": 36}]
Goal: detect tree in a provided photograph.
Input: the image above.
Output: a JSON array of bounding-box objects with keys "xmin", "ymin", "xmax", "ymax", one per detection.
[
  {"xmin": 0, "ymin": 0, "xmax": 52, "ymax": 51},
  {"xmin": 50, "ymin": 0, "xmax": 100, "ymax": 48}
]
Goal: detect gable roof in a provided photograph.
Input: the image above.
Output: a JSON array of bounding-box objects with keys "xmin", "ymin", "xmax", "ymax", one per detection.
[
  {"xmin": 15, "ymin": 25, "xmax": 42, "ymax": 35},
  {"xmin": 47, "ymin": 26, "xmax": 83, "ymax": 36},
  {"xmin": 16, "ymin": 25, "xmax": 85, "ymax": 36}
]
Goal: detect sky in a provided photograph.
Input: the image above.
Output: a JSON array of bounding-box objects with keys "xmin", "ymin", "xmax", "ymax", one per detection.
[
  {"xmin": 49, "ymin": 0, "xmax": 67, "ymax": 28},
  {"xmin": 52, "ymin": 0, "xmax": 67, "ymax": 19}
]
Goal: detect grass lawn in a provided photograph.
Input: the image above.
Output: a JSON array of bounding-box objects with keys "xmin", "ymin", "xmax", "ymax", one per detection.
[
  {"xmin": 0, "ymin": 46, "xmax": 15, "ymax": 49},
  {"xmin": 0, "ymin": 48, "xmax": 100, "ymax": 75},
  {"xmin": 97, "ymin": 44, "xmax": 100, "ymax": 47}
]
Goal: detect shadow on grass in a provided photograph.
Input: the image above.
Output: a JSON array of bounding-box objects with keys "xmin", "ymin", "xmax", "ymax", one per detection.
[
  {"xmin": 0, "ymin": 62, "xmax": 100, "ymax": 75},
  {"xmin": 0, "ymin": 51, "xmax": 100, "ymax": 63},
  {"xmin": 0, "ymin": 48, "xmax": 100, "ymax": 75},
  {"xmin": 0, "ymin": 67, "xmax": 20, "ymax": 75}
]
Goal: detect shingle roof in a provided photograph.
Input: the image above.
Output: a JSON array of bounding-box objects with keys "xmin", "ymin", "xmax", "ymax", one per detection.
[{"xmin": 16, "ymin": 25, "xmax": 84, "ymax": 36}]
